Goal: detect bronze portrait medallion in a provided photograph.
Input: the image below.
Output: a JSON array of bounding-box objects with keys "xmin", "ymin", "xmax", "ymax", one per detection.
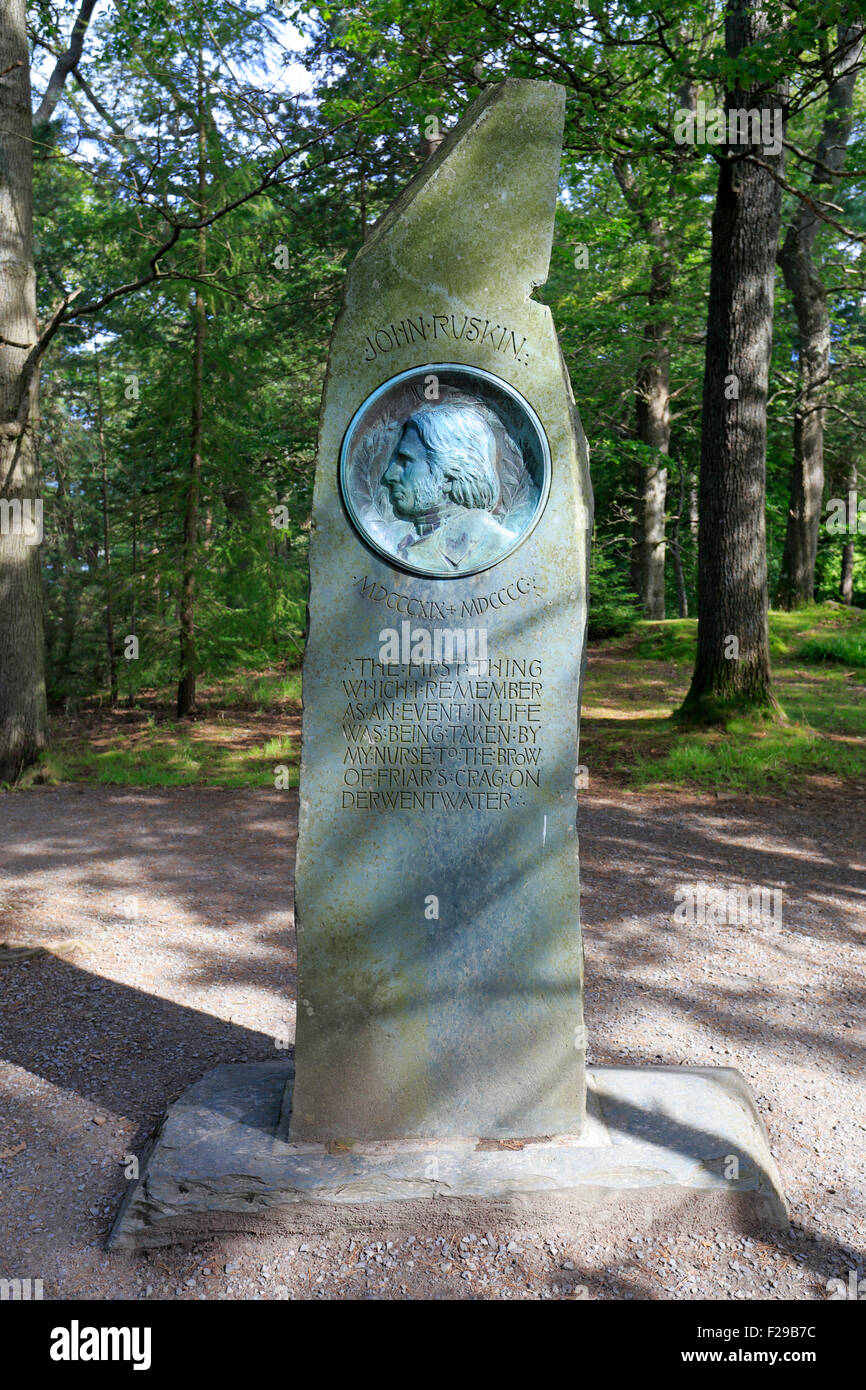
[{"xmin": 339, "ymin": 364, "xmax": 551, "ymax": 578}]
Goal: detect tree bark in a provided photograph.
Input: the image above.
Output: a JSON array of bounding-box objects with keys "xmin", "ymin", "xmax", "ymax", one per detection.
[
  {"xmin": 0, "ymin": 1, "xmax": 45, "ymax": 780},
  {"xmin": 128, "ymin": 502, "xmax": 137, "ymax": 705},
  {"xmin": 776, "ymin": 19, "xmax": 864, "ymax": 609},
  {"xmin": 0, "ymin": 0, "xmax": 98, "ymax": 777},
  {"xmin": 631, "ymin": 239, "xmax": 671, "ymax": 619},
  {"xmin": 670, "ymin": 459, "xmax": 689, "ymax": 618},
  {"xmin": 614, "ymin": 161, "xmax": 671, "ymax": 620},
  {"xmin": 95, "ymin": 357, "xmax": 117, "ymax": 706},
  {"xmin": 681, "ymin": 0, "xmax": 785, "ymax": 719},
  {"xmin": 840, "ymin": 458, "xmax": 857, "ymax": 604},
  {"xmin": 176, "ymin": 47, "xmax": 207, "ymax": 718}
]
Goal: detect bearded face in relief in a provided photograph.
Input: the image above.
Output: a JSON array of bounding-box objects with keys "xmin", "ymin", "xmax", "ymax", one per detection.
[
  {"xmin": 381, "ymin": 404, "xmax": 514, "ymax": 574},
  {"xmin": 383, "ymin": 404, "xmax": 500, "ymax": 517}
]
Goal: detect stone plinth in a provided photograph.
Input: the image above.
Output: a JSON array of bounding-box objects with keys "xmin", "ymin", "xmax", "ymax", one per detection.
[{"xmin": 108, "ymin": 1061, "xmax": 787, "ymax": 1250}]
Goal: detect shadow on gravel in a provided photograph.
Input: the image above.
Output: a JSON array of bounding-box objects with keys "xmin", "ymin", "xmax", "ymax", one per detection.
[
  {"xmin": 579, "ymin": 794, "xmax": 866, "ymax": 1078},
  {"xmin": 0, "ymin": 783, "xmax": 863, "ymax": 1295},
  {"xmin": 0, "ymin": 954, "xmax": 277, "ymax": 1129}
]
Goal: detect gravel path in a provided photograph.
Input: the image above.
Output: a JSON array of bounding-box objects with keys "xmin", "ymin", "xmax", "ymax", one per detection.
[{"xmin": 0, "ymin": 784, "xmax": 862, "ymax": 1300}]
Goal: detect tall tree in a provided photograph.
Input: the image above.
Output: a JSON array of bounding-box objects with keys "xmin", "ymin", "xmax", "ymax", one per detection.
[
  {"xmin": 177, "ymin": 35, "xmax": 208, "ymax": 719},
  {"xmin": 0, "ymin": 0, "xmax": 412, "ymax": 773},
  {"xmin": 776, "ymin": 17, "xmax": 864, "ymax": 608},
  {"xmin": 0, "ymin": 0, "xmax": 99, "ymax": 778},
  {"xmin": 94, "ymin": 356, "xmax": 117, "ymax": 706},
  {"xmin": 0, "ymin": 0, "xmax": 45, "ymax": 781},
  {"xmin": 681, "ymin": 0, "xmax": 786, "ymax": 719},
  {"xmin": 614, "ymin": 162, "xmax": 672, "ymax": 621}
]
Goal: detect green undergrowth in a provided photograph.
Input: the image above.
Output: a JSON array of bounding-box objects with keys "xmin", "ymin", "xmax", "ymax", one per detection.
[{"xmin": 583, "ymin": 605, "xmax": 866, "ymax": 792}]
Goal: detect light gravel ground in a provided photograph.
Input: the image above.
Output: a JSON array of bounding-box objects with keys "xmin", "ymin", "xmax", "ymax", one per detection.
[{"xmin": 0, "ymin": 783, "xmax": 862, "ymax": 1301}]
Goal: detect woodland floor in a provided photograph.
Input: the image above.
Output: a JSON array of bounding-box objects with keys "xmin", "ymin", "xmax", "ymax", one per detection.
[
  {"xmin": 0, "ymin": 777, "xmax": 862, "ymax": 1300},
  {"xmin": 37, "ymin": 607, "xmax": 866, "ymax": 795},
  {"xmin": 1, "ymin": 616, "xmax": 863, "ymax": 1299}
]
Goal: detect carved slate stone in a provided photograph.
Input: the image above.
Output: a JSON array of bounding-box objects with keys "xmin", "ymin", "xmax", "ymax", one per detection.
[{"xmin": 290, "ymin": 78, "xmax": 592, "ymax": 1141}]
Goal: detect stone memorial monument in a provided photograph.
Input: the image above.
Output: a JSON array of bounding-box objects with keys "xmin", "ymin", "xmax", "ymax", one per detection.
[
  {"xmin": 289, "ymin": 76, "xmax": 590, "ymax": 1143},
  {"xmin": 110, "ymin": 79, "xmax": 786, "ymax": 1249}
]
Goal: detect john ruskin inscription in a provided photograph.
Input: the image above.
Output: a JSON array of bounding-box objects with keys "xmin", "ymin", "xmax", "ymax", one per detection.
[{"xmin": 291, "ymin": 79, "xmax": 592, "ymax": 1141}]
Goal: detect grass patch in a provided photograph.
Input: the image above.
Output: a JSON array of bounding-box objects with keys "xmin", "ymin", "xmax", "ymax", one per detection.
[
  {"xmin": 583, "ymin": 604, "xmax": 866, "ymax": 793},
  {"xmin": 630, "ymin": 618, "xmax": 698, "ymax": 664},
  {"xmin": 25, "ymin": 660, "xmax": 304, "ymax": 790},
  {"xmin": 45, "ymin": 702, "xmax": 300, "ymax": 790},
  {"xmin": 208, "ymin": 668, "xmax": 303, "ymax": 707},
  {"xmin": 797, "ymin": 619, "xmax": 866, "ymax": 671},
  {"xmin": 50, "ymin": 725, "xmax": 300, "ymax": 788},
  {"xmin": 630, "ymin": 722, "xmax": 865, "ymax": 792},
  {"xmin": 630, "ymin": 604, "xmax": 864, "ymax": 666}
]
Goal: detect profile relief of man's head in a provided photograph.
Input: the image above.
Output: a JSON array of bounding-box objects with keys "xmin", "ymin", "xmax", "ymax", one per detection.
[{"xmin": 383, "ymin": 403, "xmax": 500, "ymax": 520}]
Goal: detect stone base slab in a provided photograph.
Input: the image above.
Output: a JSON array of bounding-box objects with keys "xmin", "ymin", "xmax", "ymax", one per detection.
[{"xmin": 108, "ymin": 1060, "xmax": 787, "ymax": 1250}]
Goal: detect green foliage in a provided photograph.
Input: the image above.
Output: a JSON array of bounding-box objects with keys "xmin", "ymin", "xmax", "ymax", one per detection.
[
  {"xmin": 632, "ymin": 620, "xmax": 698, "ymax": 664},
  {"xmin": 798, "ymin": 616, "xmax": 866, "ymax": 670},
  {"xmin": 631, "ymin": 724, "xmax": 866, "ymax": 793},
  {"xmin": 588, "ymin": 533, "xmax": 639, "ymax": 639},
  {"xmin": 24, "ymin": 0, "xmax": 866, "ymax": 743}
]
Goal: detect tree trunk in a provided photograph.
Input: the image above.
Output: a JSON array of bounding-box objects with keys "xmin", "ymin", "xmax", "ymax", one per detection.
[
  {"xmin": 176, "ymin": 51, "xmax": 207, "ymax": 719},
  {"xmin": 0, "ymin": 1, "xmax": 46, "ymax": 780},
  {"xmin": 95, "ymin": 357, "xmax": 117, "ymax": 706},
  {"xmin": 630, "ymin": 240, "xmax": 670, "ymax": 619},
  {"xmin": 128, "ymin": 502, "xmax": 137, "ymax": 705},
  {"xmin": 176, "ymin": 281, "xmax": 205, "ymax": 718},
  {"xmin": 53, "ymin": 447, "xmax": 81, "ymax": 562},
  {"xmin": 613, "ymin": 158, "xmax": 672, "ymax": 621},
  {"xmin": 359, "ymin": 155, "xmax": 368, "ymax": 243},
  {"xmin": 681, "ymin": 0, "xmax": 784, "ymax": 720},
  {"xmin": 670, "ymin": 459, "xmax": 689, "ymax": 618},
  {"xmin": 840, "ymin": 458, "xmax": 857, "ymax": 605},
  {"xmin": 52, "ymin": 448, "xmax": 81, "ymax": 682},
  {"xmin": 130, "ymin": 502, "xmax": 137, "ymax": 638},
  {"xmin": 776, "ymin": 20, "xmax": 864, "ymax": 609},
  {"xmin": 0, "ymin": 0, "xmax": 97, "ymax": 777}
]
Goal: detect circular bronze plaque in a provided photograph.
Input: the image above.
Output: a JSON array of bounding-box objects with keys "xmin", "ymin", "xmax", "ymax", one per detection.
[{"xmin": 339, "ymin": 364, "xmax": 551, "ymax": 578}]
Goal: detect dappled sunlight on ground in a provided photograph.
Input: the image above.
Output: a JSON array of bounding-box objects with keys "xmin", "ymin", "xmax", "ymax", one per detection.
[{"xmin": 0, "ymin": 783, "xmax": 862, "ymax": 1299}]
